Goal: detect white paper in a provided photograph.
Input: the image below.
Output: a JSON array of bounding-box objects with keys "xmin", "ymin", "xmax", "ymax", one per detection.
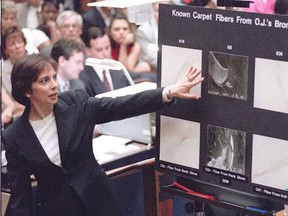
[{"xmin": 93, "ymin": 135, "xmax": 141, "ymax": 164}]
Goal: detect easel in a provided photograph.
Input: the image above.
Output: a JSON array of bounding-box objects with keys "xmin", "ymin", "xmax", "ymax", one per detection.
[
  {"xmin": 194, "ymin": 201, "xmax": 205, "ymax": 216},
  {"xmin": 157, "ymin": 2, "xmax": 287, "ymax": 216}
]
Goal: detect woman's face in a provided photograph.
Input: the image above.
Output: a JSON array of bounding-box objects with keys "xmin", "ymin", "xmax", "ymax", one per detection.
[
  {"xmin": 29, "ymin": 64, "xmax": 58, "ymax": 108},
  {"xmin": 1, "ymin": 12, "xmax": 17, "ymax": 33},
  {"xmin": 5, "ymin": 34, "xmax": 26, "ymax": 63},
  {"xmin": 41, "ymin": 4, "xmax": 58, "ymax": 23},
  {"xmin": 109, "ymin": 19, "xmax": 130, "ymax": 44}
]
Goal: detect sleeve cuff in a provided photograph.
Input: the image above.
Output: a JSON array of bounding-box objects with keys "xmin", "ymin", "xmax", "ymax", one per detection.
[{"xmin": 162, "ymin": 86, "xmax": 173, "ymax": 102}]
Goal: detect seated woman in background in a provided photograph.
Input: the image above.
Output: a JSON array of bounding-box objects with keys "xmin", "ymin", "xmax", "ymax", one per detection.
[
  {"xmin": 108, "ymin": 13, "xmax": 152, "ymax": 73},
  {"xmin": 2, "ymin": 0, "xmax": 51, "ymax": 54},
  {"xmin": 36, "ymin": 0, "xmax": 61, "ymax": 45},
  {"xmin": 1, "ymin": 26, "xmax": 26, "ymax": 124},
  {"xmin": 2, "ymin": 26, "xmax": 27, "ymax": 97}
]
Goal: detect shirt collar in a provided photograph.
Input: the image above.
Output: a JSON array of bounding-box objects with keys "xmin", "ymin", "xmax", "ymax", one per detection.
[
  {"xmin": 92, "ymin": 66, "xmax": 110, "ymax": 81},
  {"xmin": 57, "ymin": 77, "xmax": 70, "ymax": 91}
]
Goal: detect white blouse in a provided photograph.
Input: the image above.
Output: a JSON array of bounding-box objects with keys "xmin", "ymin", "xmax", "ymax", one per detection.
[{"xmin": 29, "ymin": 112, "xmax": 62, "ymax": 167}]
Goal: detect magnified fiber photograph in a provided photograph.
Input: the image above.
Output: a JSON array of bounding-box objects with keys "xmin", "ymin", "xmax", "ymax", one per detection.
[
  {"xmin": 206, "ymin": 125, "xmax": 246, "ymax": 175},
  {"xmin": 208, "ymin": 52, "xmax": 249, "ymax": 100}
]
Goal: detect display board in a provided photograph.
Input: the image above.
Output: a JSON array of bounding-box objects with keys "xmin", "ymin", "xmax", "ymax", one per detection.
[{"xmin": 156, "ymin": 4, "xmax": 288, "ymax": 206}]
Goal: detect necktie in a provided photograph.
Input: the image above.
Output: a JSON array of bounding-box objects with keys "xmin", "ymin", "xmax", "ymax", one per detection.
[{"xmin": 102, "ymin": 70, "xmax": 111, "ymax": 91}]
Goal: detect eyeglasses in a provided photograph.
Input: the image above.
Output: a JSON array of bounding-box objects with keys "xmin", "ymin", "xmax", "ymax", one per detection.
[{"xmin": 61, "ymin": 24, "xmax": 80, "ymax": 29}]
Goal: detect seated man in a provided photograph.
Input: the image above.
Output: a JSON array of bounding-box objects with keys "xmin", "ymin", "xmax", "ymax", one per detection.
[
  {"xmin": 41, "ymin": 10, "xmax": 84, "ymax": 56},
  {"xmin": 50, "ymin": 38, "xmax": 86, "ymax": 93},
  {"xmin": 81, "ymin": 27, "xmax": 131, "ymax": 97}
]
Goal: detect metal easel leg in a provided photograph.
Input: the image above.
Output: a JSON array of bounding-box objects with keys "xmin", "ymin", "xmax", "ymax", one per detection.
[{"xmin": 195, "ymin": 201, "xmax": 205, "ymax": 216}]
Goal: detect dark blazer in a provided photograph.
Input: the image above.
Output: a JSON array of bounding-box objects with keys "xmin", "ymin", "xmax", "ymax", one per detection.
[
  {"xmin": 2, "ymin": 88, "xmax": 169, "ymax": 216},
  {"xmin": 80, "ymin": 65, "xmax": 131, "ymax": 97},
  {"xmin": 81, "ymin": 7, "xmax": 106, "ymax": 42}
]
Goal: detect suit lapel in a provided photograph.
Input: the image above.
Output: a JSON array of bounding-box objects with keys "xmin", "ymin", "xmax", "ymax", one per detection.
[
  {"xmin": 110, "ymin": 70, "xmax": 121, "ymax": 89},
  {"xmin": 54, "ymin": 98, "xmax": 76, "ymax": 167},
  {"xmin": 12, "ymin": 99, "xmax": 76, "ymax": 168},
  {"xmin": 16, "ymin": 110, "xmax": 52, "ymax": 166},
  {"xmin": 88, "ymin": 66, "xmax": 106, "ymax": 94},
  {"xmin": 70, "ymin": 79, "xmax": 85, "ymax": 91},
  {"xmin": 110, "ymin": 69, "xmax": 130, "ymax": 89}
]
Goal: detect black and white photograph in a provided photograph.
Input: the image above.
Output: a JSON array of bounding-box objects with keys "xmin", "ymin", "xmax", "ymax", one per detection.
[
  {"xmin": 252, "ymin": 134, "xmax": 288, "ymax": 191},
  {"xmin": 206, "ymin": 125, "xmax": 246, "ymax": 175},
  {"xmin": 208, "ymin": 52, "xmax": 249, "ymax": 100},
  {"xmin": 254, "ymin": 58, "xmax": 288, "ymax": 114},
  {"xmin": 159, "ymin": 116, "xmax": 200, "ymax": 169}
]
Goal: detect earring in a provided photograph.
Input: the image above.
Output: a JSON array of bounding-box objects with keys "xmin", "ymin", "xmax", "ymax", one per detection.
[{"xmin": 26, "ymin": 94, "xmax": 31, "ymax": 98}]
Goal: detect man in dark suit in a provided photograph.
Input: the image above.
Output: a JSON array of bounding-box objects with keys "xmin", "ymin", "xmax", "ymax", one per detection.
[
  {"xmin": 51, "ymin": 38, "xmax": 87, "ymax": 93},
  {"xmin": 81, "ymin": 6, "xmax": 106, "ymax": 42},
  {"xmin": 81, "ymin": 27, "xmax": 131, "ymax": 96},
  {"xmin": 81, "ymin": 2, "xmax": 117, "ymax": 42}
]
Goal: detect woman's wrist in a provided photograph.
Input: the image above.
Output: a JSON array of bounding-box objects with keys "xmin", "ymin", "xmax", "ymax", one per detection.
[
  {"xmin": 167, "ymin": 87, "xmax": 174, "ymax": 100},
  {"xmin": 163, "ymin": 86, "xmax": 174, "ymax": 102}
]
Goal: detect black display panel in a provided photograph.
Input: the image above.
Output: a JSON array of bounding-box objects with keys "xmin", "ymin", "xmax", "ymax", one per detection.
[{"xmin": 156, "ymin": 4, "xmax": 288, "ymax": 206}]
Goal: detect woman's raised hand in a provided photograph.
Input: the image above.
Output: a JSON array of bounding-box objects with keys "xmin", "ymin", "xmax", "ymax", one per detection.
[{"xmin": 167, "ymin": 66, "xmax": 204, "ymax": 100}]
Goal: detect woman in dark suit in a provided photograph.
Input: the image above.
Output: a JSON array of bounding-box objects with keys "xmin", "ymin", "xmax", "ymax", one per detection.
[{"xmin": 2, "ymin": 53, "xmax": 203, "ymax": 216}]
